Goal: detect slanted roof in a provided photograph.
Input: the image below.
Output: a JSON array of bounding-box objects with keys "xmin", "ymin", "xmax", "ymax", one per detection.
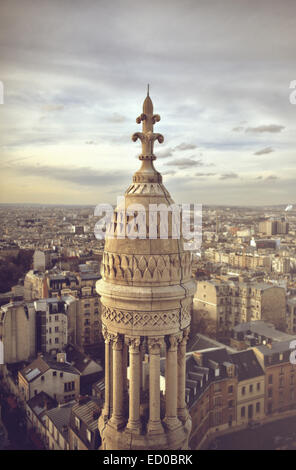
[
  {"xmin": 20, "ymin": 354, "xmax": 79, "ymax": 382},
  {"xmin": 45, "ymin": 402, "xmax": 74, "ymax": 437},
  {"xmin": 27, "ymin": 391, "xmax": 57, "ymax": 418},
  {"xmin": 71, "ymin": 398, "xmax": 101, "ymax": 432},
  {"xmin": 230, "ymin": 349, "xmax": 264, "ymax": 381}
]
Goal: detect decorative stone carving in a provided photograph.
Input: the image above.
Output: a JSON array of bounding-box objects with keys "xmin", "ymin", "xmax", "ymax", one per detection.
[
  {"xmin": 112, "ymin": 333, "xmax": 124, "ymax": 351},
  {"xmin": 166, "ymin": 333, "xmax": 182, "ymax": 351},
  {"xmin": 102, "ymin": 325, "xmax": 115, "ymax": 343},
  {"xmin": 102, "ymin": 252, "xmax": 191, "ymax": 284},
  {"xmin": 102, "ymin": 306, "xmax": 182, "ymax": 329},
  {"xmin": 125, "ymin": 336, "xmax": 141, "ymax": 351},
  {"xmin": 148, "ymin": 336, "xmax": 163, "ymax": 354}
]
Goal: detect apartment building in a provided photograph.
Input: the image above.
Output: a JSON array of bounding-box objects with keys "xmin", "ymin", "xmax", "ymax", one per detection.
[
  {"xmin": 187, "ymin": 348, "xmax": 238, "ymax": 449},
  {"xmin": 0, "ymin": 301, "xmax": 36, "ymax": 364},
  {"xmin": 68, "ymin": 396, "xmax": 101, "ymax": 450},
  {"xmin": 18, "ymin": 355, "xmax": 80, "ymax": 403},
  {"xmin": 194, "ymin": 279, "xmax": 286, "ymax": 336},
  {"xmin": 230, "ymin": 350, "xmax": 265, "ymax": 426},
  {"xmin": 253, "ymin": 341, "xmax": 296, "ymax": 415},
  {"xmin": 24, "ymin": 269, "xmax": 102, "ymax": 351},
  {"xmin": 34, "ymin": 296, "xmax": 80, "ymax": 354}
]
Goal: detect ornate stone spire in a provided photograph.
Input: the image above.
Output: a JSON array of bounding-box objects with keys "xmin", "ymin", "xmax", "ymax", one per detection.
[
  {"xmin": 132, "ymin": 87, "xmax": 164, "ymax": 183},
  {"xmin": 97, "ymin": 91, "xmax": 195, "ymax": 450}
]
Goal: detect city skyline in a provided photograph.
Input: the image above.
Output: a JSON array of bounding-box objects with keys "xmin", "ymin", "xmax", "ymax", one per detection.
[{"xmin": 0, "ymin": 0, "xmax": 296, "ymax": 206}]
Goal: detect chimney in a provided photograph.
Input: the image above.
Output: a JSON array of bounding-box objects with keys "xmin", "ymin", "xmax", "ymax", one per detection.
[{"xmin": 57, "ymin": 352, "xmax": 67, "ymax": 363}]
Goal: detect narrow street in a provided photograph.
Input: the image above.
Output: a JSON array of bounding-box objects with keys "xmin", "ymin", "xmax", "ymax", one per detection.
[
  {"xmin": 0, "ymin": 385, "xmax": 37, "ymax": 450},
  {"xmin": 207, "ymin": 415, "xmax": 296, "ymax": 450}
]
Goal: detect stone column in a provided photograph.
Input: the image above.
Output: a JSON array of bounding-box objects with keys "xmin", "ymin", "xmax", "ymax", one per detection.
[
  {"xmin": 147, "ymin": 336, "xmax": 164, "ymax": 434},
  {"xmin": 110, "ymin": 333, "xmax": 125, "ymax": 429},
  {"xmin": 164, "ymin": 333, "xmax": 181, "ymax": 429},
  {"xmin": 123, "ymin": 342, "xmax": 128, "ymax": 397},
  {"xmin": 126, "ymin": 336, "xmax": 141, "ymax": 433},
  {"xmin": 102, "ymin": 326, "xmax": 112, "ymax": 421},
  {"xmin": 177, "ymin": 327, "xmax": 190, "ymax": 422},
  {"xmin": 140, "ymin": 339, "xmax": 145, "ymax": 392}
]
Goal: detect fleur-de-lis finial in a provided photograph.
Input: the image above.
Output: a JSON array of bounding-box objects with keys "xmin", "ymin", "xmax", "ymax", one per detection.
[{"xmin": 132, "ymin": 87, "xmax": 164, "ymax": 160}]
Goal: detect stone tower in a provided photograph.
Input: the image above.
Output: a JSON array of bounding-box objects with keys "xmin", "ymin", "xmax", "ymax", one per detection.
[{"xmin": 97, "ymin": 89, "xmax": 195, "ymax": 450}]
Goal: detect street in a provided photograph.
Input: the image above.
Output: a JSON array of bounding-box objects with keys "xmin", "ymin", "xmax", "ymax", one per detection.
[{"xmin": 207, "ymin": 415, "xmax": 296, "ymax": 450}]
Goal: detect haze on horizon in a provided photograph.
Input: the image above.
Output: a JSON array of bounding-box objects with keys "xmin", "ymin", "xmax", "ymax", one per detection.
[{"xmin": 0, "ymin": 0, "xmax": 295, "ymax": 206}]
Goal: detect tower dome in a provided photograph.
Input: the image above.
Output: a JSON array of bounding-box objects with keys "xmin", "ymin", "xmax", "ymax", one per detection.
[{"xmin": 97, "ymin": 89, "xmax": 195, "ymax": 450}]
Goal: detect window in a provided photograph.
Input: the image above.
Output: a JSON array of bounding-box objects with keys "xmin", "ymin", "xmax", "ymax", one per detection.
[
  {"xmin": 55, "ymin": 338, "xmax": 59, "ymax": 344},
  {"xmin": 242, "ymin": 386, "xmax": 246, "ymax": 396},
  {"xmin": 256, "ymin": 402, "xmax": 260, "ymax": 413},
  {"xmin": 55, "ymin": 315, "xmax": 59, "ymax": 321},
  {"xmin": 228, "ymin": 385, "xmax": 233, "ymax": 394},
  {"xmin": 41, "ymin": 376, "xmax": 45, "ymax": 382},
  {"xmin": 64, "ymin": 381, "xmax": 75, "ymax": 392},
  {"xmin": 257, "ymin": 382, "xmax": 260, "ymax": 391},
  {"xmin": 55, "ymin": 327, "xmax": 59, "ymax": 332},
  {"xmin": 241, "ymin": 406, "xmax": 245, "ymax": 418},
  {"xmin": 249, "ymin": 384, "xmax": 253, "ymax": 393},
  {"xmin": 75, "ymin": 417, "xmax": 80, "ymax": 430},
  {"xmin": 228, "ymin": 400, "xmax": 233, "ymax": 409},
  {"xmin": 268, "ymin": 375, "xmax": 273, "ymax": 385},
  {"xmin": 60, "ymin": 372, "xmax": 63, "ymax": 378},
  {"xmin": 86, "ymin": 429, "xmax": 92, "ymax": 442},
  {"xmin": 53, "ymin": 371, "xmax": 56, "ymax": 377},
  {"xmin": 268, "ymin": 388, "xmax": 273, "ymax": 398}
]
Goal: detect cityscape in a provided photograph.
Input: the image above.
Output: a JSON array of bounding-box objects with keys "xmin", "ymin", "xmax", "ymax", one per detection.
[{"xmin": 1, "ymin": 0, "xmax": 296, "ymax": 456}]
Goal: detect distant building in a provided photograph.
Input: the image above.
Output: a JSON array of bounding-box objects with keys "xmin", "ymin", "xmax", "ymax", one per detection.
[
  {"xmin": 259, "ymin": 219, "xmax": 289, "ymax": 236},
  {"xmin": 34, "ymin": 297, "xmax": 76, "ymax": 355},
  {"xmin": 231, "ymin": 320, "xmax": 295, "ymax": 350},
  {"xmin": 194, "ymin": 279, "xmax": 287, "ymax": 336},
  {"xmin": 18, "ymin": 355, "xmax": 80, "ymax": 403},
  {"xmin": 33, "ymin": 250, "xmax": 52, "ymax": 272},
  {"xmin": 0, "ymin": 301, "xmax": 36, "ymax": 363}
]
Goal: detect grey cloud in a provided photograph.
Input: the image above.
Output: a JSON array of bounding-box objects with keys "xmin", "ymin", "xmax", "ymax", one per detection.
[
  {"xmin": 246, "ymin": 125, "xmax": 285, "ymax": 133},
  {"xmin": 174, "ymin": 143, "xmax": 197, "ymax": 151},
  {"xmin": 254, "ymin": 147, "xmax": 274, "ymax": 156},
  {"xmin": 265, "ymin": 175, "xmax": 278, "ymax": 180},
  {"xmin": 166, "ymin": 158, "xmax": 204, "ymax": 169},
  {"xmin": 157, "ymin": 148, "xmax": 174, "ymax": 159},
  {"xmin": 107, "ymin": 113, "xmax": 127, "ymax": 123},
  {"xmin": 219, "ymin": 173, "xmax": 239, "ymax": 180},
  {"xmin": 10, "ymin": 164, "xmax": 130, "ymax": 187},
  {"xmin": 195, "ymin": 172, "xmax": 216, "ymax": 177},
  {"xmin": 232, "ymin": 126, "xmax": 244, "ymax": 132},
  {"xmin": 162, "ymin": 170, "xmax": 176, "ymax": 176}
]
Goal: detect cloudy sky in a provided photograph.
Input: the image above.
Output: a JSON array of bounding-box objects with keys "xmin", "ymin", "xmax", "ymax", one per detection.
[{"xmin": 0, "ymin": 0, "xmax": 295, "ymax": 206}]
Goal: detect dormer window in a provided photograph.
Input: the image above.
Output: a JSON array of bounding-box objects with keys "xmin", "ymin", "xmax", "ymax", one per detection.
[{"xmin": 75, "ymin": 417, "xmax": 80, "ymax": 429}]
